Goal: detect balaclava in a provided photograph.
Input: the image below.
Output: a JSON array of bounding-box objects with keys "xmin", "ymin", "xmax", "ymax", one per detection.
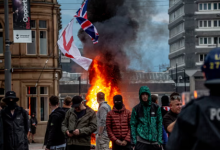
[
  {"xmin": 113, "ymin": 95, "xmax": 123, "ymax": 110},
  {"xmin": 5, "ymin": 100, "xmax": 17, "ymax": 110}
]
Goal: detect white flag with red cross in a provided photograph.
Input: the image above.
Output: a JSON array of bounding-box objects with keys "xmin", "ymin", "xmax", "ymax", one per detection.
[{"xmin": 57, "ymin": 19, "xmax": 92, "ymax": 71}]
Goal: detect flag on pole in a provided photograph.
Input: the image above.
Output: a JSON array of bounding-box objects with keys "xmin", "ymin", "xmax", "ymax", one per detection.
[
  {"xmin": 74, "ymin": 0, "xmax": 99, "ymax": 44},
  {"xmin": 57, "ymin": 19, "xmax": 92, "ymax": 71}
]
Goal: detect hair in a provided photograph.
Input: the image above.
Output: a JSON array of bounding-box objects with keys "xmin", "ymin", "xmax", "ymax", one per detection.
[
  {"xmin": 64, "ymin": 96, "xmax": 72, "ymax": 106},
  {"xmin": 151, "ymin": 95, "xmax": 158, "ymax": 103},
  {"xmin": 170, "ymin": 92, "xmax": 181, "ymax": 101},
  {"xmin": 49, "ymin": 96, "xmax": 59, "ymax": 106}
]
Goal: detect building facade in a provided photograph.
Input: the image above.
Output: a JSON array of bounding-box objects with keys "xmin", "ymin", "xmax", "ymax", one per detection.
[
  {"xmin": 168, "ymin": 0, "xmax": 220, "ymax": 92},
  {"xmin": 0, "ymin": 0, "xmax": 62, "ymax": 142}
]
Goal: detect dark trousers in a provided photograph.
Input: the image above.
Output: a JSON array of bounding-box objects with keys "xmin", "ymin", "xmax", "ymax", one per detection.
[
  {"xmin": 67, "ymin": 145, "xmax": 90, "ymax": 150},
  {"xmin": 135, "ymin": 142, "xmax": 162, "ymax": 150},
  {"xmin": 112, "ymin": 142, "xmax": 131, "ymax": 150}
]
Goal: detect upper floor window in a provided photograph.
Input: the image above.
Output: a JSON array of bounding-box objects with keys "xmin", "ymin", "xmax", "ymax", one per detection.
[
  {"xmin": 169, "ymin": 6, "xmax": 184, "ymax": 23},
  {"xmin": 198, "ymin": 20, "xmax": 220, "ymax": 28},
  {"xmin": 27, "ymin": 20, "xmax": 48, "ymax": 55},
  {"xmin": 199, "ymin": 54, "xmax": 207, "ymax": 62},
  {"xmin": 0, "ymin": 23, "xmax": 3, "ymax": 55},
  {"xmin": 170, "ymin": 39, "xmax": 185, "ymax": 53},
  {"xmin": 170, "ymin": 23, "xmax": 184, "ymax": 38},
  {"xmin": 199, "ymin": 3, "xmax": 220, "ymax": 11},
  {"xmin": 169, "ymin": 0, "xmax": 181, "ymax": 8},
  {"xmin": 199, "ymin": 37, "xmax": 220, "ymax": 45}
]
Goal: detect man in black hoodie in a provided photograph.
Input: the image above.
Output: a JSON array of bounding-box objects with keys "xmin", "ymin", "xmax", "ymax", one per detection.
[
  {"xmin": 44, "ymin": 96, "xmax": 66, "ymax": 150},
  {"xmin": 167, "ymin": 48, "xmax": 220, "ymax": 150},
  {"xmin": 1, "ymin": 91, "xmax": 29, "ymax": 150}
]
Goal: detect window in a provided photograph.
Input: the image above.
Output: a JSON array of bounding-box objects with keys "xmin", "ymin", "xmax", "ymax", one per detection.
[
  {"xmin": 214, "ymin": 37, "xmax": 218, "ymax": 44},
  {"xmin": 39, "ymin": 31, "xmax": 47, "ymax": 55},
  {"xmin": 39, "ymin": 20, "xmax": 47, "ymax": 28},
  {"xmin": 27, "ymin": 87, "xmax": 37, "ymax": 116},
  {"xmin": 199, "ymin": 21, "xmax": 203, "ymax": 27},
  {"xmin": 27, "ymin": 31, "xmax": 36, "ymax": 54},
  {"xmin": 199, "ymin": 54, "xmax": 207, "ymax": 62},
  {"xmin": 214, "ymin": 3, "xmax": 218, "ymax": 10},
  {"xmin": 170, "ymin": 39, "xmax": 185, "ymax": 53},
  {"xmin": 208, "ymin": 21, "xmax": 212, "ymax": 27},
  {"xmin": 200, "ymin": 38, "xmax": 203, "ymax": 44},
  {"xmin": 199, "ymin": 4, "xmax": 203, "ymax": 10},
  {"xmin": 26, "ymin": 20, "xmax": 48, "ymax": 55},
  {"xmin": 170, "ymin": 23, "xmax": 184, "ymax": 38},
  {"xmin": 204, "ymin": 21, "xmax": 207, "ymax": 27},
  {"xmin": 204, "ymin": 3, "xmax": 207, "ymax": 10},
  {"xmin": 204, "ymin": 38, "xmax": 207, "ymax": 44},
  {"xmin": 200, "ymin": 37, "xmax": 220, "ymax": 45},
  {"xmin": 170, "ymin": 6, "xmax": 184, "ymax": 23},
  {"xmin": 208, "ymin": 37, "xmax": 212, "ymax": 44},
  {"xmin": 40, "ymin": 87, "xmax": 48, "ymax": 121},
  {"xmin": 214, "ymin": 21, "xmax": 218, "ymax": 27},
  {"xmin": 208, "ymin": 3, "xmax": 212, "ymax": 10},
  {"xmin": 0, "ymin": 23, "xmax": 3, "ymax": 55}
]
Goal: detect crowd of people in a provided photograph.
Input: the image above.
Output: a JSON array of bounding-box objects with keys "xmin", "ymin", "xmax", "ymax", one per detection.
[{"xmin": 1, "ymin": 48, "xmax": 220, "ymax": 150}]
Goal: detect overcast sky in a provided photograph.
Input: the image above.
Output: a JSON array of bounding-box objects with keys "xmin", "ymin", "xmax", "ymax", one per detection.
[{"xmin": 57, "ymin": 0, "xmax": 170, "ymax": 72}]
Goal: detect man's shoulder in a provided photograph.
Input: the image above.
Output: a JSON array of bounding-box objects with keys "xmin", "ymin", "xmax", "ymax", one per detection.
[
  {"xmin": 86, "ymin": 106, "xmax": 95, "ymax": 114},
  {"xmin": 133, "ymin": 103, "xmax": 142, "ymax": 110}
]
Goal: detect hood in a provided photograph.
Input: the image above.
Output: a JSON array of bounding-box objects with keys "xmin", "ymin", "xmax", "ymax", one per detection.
[{"xmin": 139, "ymin": 86, "xmax": 151, "ymax": 106}]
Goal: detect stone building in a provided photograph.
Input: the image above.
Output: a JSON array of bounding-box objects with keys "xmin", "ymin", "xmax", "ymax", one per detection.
[{"xmin": 0, "ymin": 0, "xmax": 62, "ymax": 142}]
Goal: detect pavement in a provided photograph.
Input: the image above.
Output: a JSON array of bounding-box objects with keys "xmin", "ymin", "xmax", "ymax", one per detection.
[{"xmin": 29, "ymin": 143, "xmax": 44, "ymax": 150}]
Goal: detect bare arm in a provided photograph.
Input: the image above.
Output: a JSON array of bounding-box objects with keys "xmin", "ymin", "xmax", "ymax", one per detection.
[{"xmin": 167, "ymin": 120, "xmax": 176, "ymax": 133}]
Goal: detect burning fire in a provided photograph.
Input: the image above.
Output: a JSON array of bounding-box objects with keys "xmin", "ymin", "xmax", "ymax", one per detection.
[
  {"xmin": 86, "ymin": 56, "xmax": 120, "ymax": 148},
  {"xmin": 86, "ymin": 57, "xmax": 121, "ymax": 111}
]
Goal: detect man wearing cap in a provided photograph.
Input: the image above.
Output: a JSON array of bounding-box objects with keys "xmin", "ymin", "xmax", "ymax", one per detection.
[
  {"xmin": 96, "ymin": 92, "xmax": 111, "ymax": 150},
  {"xmin": 62, "ymin": 96, "xmax": 97, "ymax": 150},
  {"xmin": 166, "ymin": 48, "xmax": 220, "ymax": 150},
  {"xmin": 1, "ymin": 91, "xmax": 29, "ymax": 150}
]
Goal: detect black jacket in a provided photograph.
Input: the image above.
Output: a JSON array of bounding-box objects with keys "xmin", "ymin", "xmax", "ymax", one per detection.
[
  {"xmin": 30, "ymin": 117, "xmax": 38, "ymax": 126},
  {"xmin": 1, "ymin": 106, "xmax": 29, "ymax": 150},
  {"xmin": 167, "ymin": 93, "xmax": 220, "ymax": 150},
  {"xmin": 0, "ymin": 111, "xmax": 3, "ymax": 150},
  {"xmin": 161, "ymin": 107, "xmax": 169, "ymax": 118},
  {"xmin": 44, "ymin": 107, "xmax": 66, "ymax": 149}
]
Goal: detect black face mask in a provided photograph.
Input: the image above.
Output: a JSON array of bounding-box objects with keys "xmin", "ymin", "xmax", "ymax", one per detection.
[
  {"xmin": 5, "ymin": 101, "xmax": 17, "ymax": 110},
  {"xmin": 114, "ymin": 100, "xmax": 123, "ymax": 110}
]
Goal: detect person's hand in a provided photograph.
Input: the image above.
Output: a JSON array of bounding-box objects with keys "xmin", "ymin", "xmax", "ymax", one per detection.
[
  {"xmin": 66, "ymin": 130, "xmax": 73, "ymax": 137},
  {"xmin": 73, "ymin": 129, "xmax": 80, "ymax": 135},
  {"xmin": 115, "ymin": 139, "xmax": 122, "ymax": 146},
  {"xmin": 121, "ymin": 140, "xmax": 127, "ymax": 146}
]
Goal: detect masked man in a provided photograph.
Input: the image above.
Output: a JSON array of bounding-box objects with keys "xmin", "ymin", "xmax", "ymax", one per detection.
[{"xmin": 1, "ymin": 91, "xmax": 29, "ymax": 150}]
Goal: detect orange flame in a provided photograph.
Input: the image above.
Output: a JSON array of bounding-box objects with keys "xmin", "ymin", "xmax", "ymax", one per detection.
[
  {"xmin": 86, "ymin": 58, "xmax": 121, "ymax": 111},
  {"xmin": 87, "ymin": 57, "xmax": 119, "ymax": 148},
  {"xmin": 194, "ymin": 91, "xmax": 198, "ymax": 99}
]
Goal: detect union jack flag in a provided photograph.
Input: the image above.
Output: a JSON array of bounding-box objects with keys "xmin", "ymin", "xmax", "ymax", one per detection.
[
  {"xmin": 74, "ymin": 0, "xmax": 99, "ymax": 44},
  {"xmin": 163, "ymin": 106, "xmax": 170, "ymax": 111}
]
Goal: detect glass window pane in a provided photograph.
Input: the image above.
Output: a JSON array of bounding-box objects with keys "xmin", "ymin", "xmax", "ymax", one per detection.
[
  {"xmin": 200, "ymin": 38, "xmax": 203, "ymax": 44},
  {"xmin": 40, "ymin": 87, "xmax": 48, "ymax": 94},
  {"xmin": 31, "ymin": 20, "xmax": 35, "ymax": 28},
  {"xmin": 39, "ymin": 20, "xmax": 47, "ymax": 28},
  {"xmin": 219, "ymin": 3, "xmax": 220, "ymax": 9},
  {"xmin": 214, "ymin": 37, "xmax": 218, "ymax": 44},
  {"xmin": 27, "ymin": 31, "xmax": 36, "ymax": 54},
  {"xmin": 219, "ymin": 20, "xmax": 220, "ymax": 27},
  {"xmin": 27, "ymin": 87, "xmax": 37, "ymax": 94},
  {"xmin": 204, "ymin": 38, "xmax": 207, "ymax": 44},
  {"xmin": 204, "ymin": 4, "xmax": 207, "ymax": 10},
  {"xmin": 208, "ymin": 38, "xmax": 212, "ymax": 44},
  {"xmin": 199, "ymin": 4, "xmax": 203, "ymax": 10},
  {"xmin": 214, "ymin": 3, "xmax": 218, "ymax": 10},
  {"xmin": 0, "ymin": 23, "xmax": 2, "ymax": 29},
  {"xmin": 0, "ymin": 32, "xmax": 3, "ymax": 54},
  {"xmin": 40, "ymin": 97, "xmax": 48, "ymax": 121},
  {"xmin": 208, "ymin": 21, "xmax": 212, "ymax": 27},
  {"xmin": 40, "ymin": 31, "xmax": 47, "ymax": 55},
  {"xmin": 0, "ymin": 88, "xmax": 4, "ymax": 95},
  {"xmin": 27, "ymin": 97, "xmax": 37, "ymax": 116},
  {"xmin": 208, "ymin": 3, "xmax": 212, "ymax": 10},
  {"xmin": 204, "ymin": 21, "xmax": 207, "ymax": 27},
  {"xmin": 200, "ymin": 54, "xmax": 204, "ymax": 61},
  {"xmin": 199, "ymin": 21, "xmax": 203, "ymax": 27},
  {"xmin": 214, "ymin": 21, "xmax": 218, "ymax": 27}
]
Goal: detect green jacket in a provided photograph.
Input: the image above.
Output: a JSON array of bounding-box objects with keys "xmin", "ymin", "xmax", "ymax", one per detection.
[
  {"xmin": 130, "ymin": 86, "xmax": 162, "ymax": 145},
  {"xmin": 61, "ymin": 106, "xmax": 97, "ymax": 146}
]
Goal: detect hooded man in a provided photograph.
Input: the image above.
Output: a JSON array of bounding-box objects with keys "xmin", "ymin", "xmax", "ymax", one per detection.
[
  {"xmin": 130, "ymin": 86, "xmax": 162, "ymax": 150},
  {"xmin": 106, "ymin": 95, "xmax": 131, "ymax": 150},
  {"xmin": 1, "ymin": 91, "xmax": 29, "ymax": 150},
  {"xmin": 166, "ymin": 48, "xmax": 220, "ymax": 150}
]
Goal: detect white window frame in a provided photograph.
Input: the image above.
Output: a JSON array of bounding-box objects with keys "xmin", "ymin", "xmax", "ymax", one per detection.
[
  {"xmin": 39, "ymin": 30, "xmax": 48, "ymax": 55},
  {"xmin": 199, "ymin": 3, "xmax": 220, "ymax": 11}
]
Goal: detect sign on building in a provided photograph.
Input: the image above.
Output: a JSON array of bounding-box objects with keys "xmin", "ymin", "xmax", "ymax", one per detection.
[
  {"xmin": 12, "ymin": 0, "xmax": 32, "ymax": 43},
  {"xmin": 61, "ymin": 55, "xmax": 71, "ymax": 63}
]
